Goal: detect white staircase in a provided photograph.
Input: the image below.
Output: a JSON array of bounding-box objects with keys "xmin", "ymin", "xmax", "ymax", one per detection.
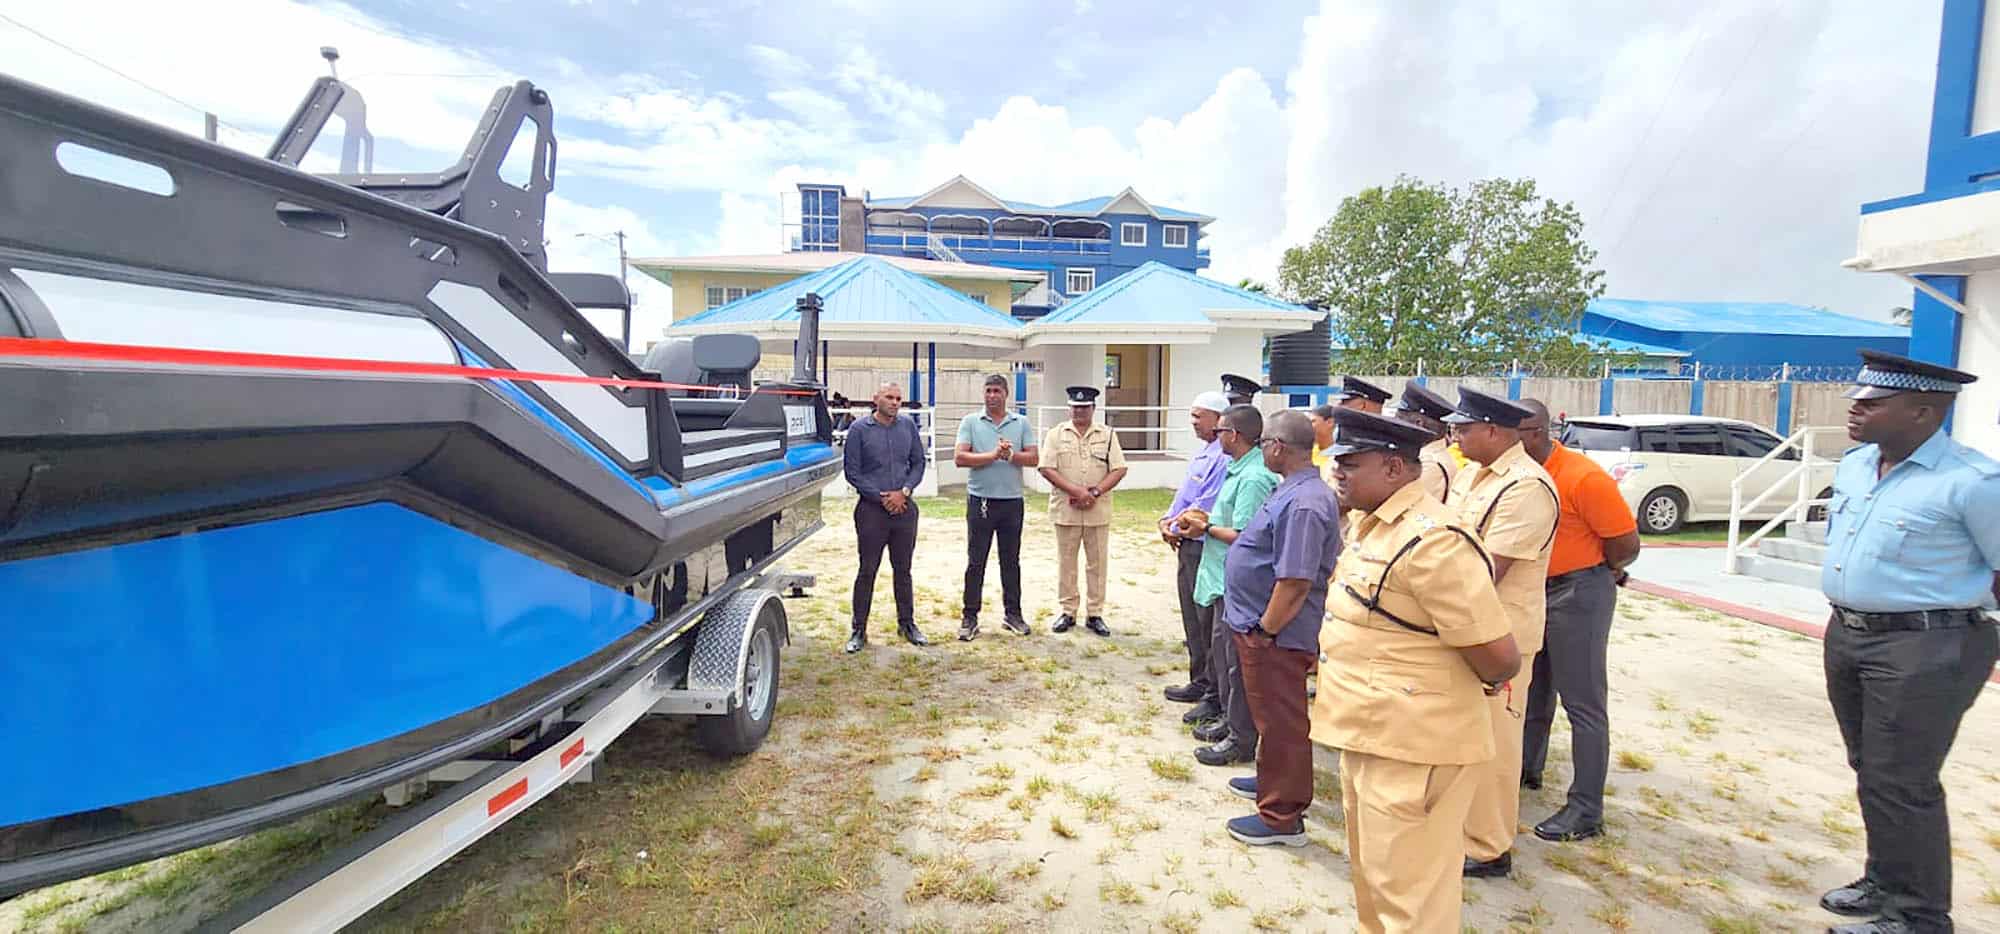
[{"xmin": 1736, "ymin": 519, "xmax": 1827, "ymax": 590}]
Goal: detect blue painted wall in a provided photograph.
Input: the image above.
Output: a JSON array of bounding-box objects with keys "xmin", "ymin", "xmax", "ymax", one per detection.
[{"xmin": 1577, "ymin": 311, "xmax": 1908, "ymax": 373}]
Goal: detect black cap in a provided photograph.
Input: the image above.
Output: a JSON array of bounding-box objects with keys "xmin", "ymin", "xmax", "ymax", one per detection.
[
  {"xmin": 1221, "ymin": 373, "xmax": 1262, "ymax": 403},
  {"xmin": 1326, "ymin": 408, "xmax": 1439, "ymax": 456},
  {"xmin": 1845, "ymin": 349, "xmax": 1978, "ymax": 400},
  {"xmin": 1396, "ymin": 382, "xmax": 1455, "ymax": 421},
  {"xmin": 1441, "ymin": 387, "xmax": 1533, "ymax": 428},
  {"xmin": 1065, "ymin": 385, "xmax": 1101, "ymax": 405},
  {"xmin": 1330, "ymin": 375, "xmax": 1392, "ymax": 405}
]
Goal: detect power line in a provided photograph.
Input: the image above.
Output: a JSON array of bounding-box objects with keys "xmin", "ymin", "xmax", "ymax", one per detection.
[
  {"xmin": 0, "ymin": 9, "xmax": 247, "ymax": 134},
  {"xmin": 1590, "ymin": 9, "xmax": 1711, "ymax": 228},
  {"xmin": 1600, "ymin": 0, "xmax": 1778, "ymax": 261}
]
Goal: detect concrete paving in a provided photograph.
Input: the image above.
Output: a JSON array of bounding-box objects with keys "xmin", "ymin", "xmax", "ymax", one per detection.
[{"xmin": 1629, "ymin": 543, "xmax": 1830, "ymax": 627}]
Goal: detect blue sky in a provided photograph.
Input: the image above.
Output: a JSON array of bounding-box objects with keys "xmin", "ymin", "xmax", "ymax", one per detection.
[{"xmin": 0, "ymin": 0, "xmax": 1944, "ymax": 344}]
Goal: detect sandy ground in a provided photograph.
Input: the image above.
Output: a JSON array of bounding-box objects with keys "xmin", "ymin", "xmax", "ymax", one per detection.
[
  {"xmin": 10, "ymin": 491, "xmax": 2000, "ymax": 933},
  {"xmin": 793, "ymin": 494, "xmax": 2000, "ymax": 933}
]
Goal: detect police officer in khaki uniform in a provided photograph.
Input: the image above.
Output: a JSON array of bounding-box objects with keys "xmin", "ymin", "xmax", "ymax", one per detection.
[
  {"xmin": 1442, "ymin": 388, "xmax": 1559, "ymax": 879},
  {"xmin": 1314, "ymin": 408, "xmax": 1521, "ymax": 934},
  {"xmin": 1395, "ymin": 382, "xmax": 1460, "ymax": 503},
  {"xmin": 1038, "ymin": 386, "xmax": 1128, "ymax": 636},
  {"xmin": 1331, "ymin": 375, "xmax": 1393, "ymax": 414}
]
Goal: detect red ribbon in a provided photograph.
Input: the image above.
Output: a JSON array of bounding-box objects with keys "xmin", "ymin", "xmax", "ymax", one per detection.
[{"xmin": 0, "ymin": 337, "xmax": 820, "ymax": 396}]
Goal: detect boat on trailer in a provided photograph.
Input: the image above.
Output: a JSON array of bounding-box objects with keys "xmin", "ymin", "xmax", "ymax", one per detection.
[{"xmin": 0, "ymin": 68, "xmax": 838, "ymax": 898}]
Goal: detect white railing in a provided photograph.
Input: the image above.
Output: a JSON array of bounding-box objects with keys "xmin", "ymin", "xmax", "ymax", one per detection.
[
  {"xmin": 1724, "ymin": 425, "xmax": 1844, "ymax": 573},
  {"xmin": 1030, "ymin": 404, "xmax": 1196, "ymax": 456},
  {"xmin": 925, "ymin": 233, "xmax": 964, "ymax": 264}
]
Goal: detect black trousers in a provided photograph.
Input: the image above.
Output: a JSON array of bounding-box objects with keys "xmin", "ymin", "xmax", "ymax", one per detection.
[
  {"xmin": 1522, "ymin": 565, "xmax": 1617, "ymax": 821},
  {"xmin": 852, "ymin": 498, "xmax": 918, "ymax": 631},
  {"xmin": 1825, "ymin": 616, "xmax": 1997, "ymax": 930},
  {"xmin": 1176, "ymin": 539, "xmax": 1212, "ymax": 696},
  {"xmin": 1205, "ymin": 597, "xmax": 1256, "ymax": 746},
  {"xmin": 963, "ymin": 495, "xmax": 1024, "ymax": 620}
]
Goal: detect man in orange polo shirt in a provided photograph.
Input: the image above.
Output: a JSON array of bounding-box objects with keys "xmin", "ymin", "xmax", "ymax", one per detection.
[{"xmin": 1515, "ymin": 399, "xmax": 1641, "ymax": 842}]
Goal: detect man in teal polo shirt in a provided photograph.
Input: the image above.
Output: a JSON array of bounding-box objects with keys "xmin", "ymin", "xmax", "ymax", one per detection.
[
  {"xmin": 1178, "ymin": 404, "xmax": 1281, "ymax": 766},
  {"xmin": 954, "ymin": 374, "xmax": 1039, "ymax": 641}
]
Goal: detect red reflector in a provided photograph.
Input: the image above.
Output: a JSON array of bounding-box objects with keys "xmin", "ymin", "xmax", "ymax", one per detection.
[
  {"xmin": 561, "ymin": 738, "xmax": 585, "ymax": 768},
  {"xmin": 487, "ymin": 779, "xmax": 529, "ymax": 817}
]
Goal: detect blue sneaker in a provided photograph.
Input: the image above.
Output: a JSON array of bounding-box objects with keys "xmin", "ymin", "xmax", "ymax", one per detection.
[
  {"xmin": 1226, "ymin": 813, "xmax": 1306, "ymax": 847},
  {"xmin": 1227, "ymin": 776, "xmax": 1258, "ymax": 801}
]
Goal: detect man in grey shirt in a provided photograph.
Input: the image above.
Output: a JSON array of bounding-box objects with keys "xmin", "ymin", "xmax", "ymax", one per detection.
[
  {"xmin": 954, "ymin": 374, "xmax": 1038, "ymax": 640},
  {"xmin": 842, "ymin": 382, "xmax": 929, "ymax": 653}
]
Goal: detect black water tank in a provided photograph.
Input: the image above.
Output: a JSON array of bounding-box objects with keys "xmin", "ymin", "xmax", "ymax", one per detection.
[{"xmin": 1267, "ymin": 307, "xmax": 1332, "ymax": 387}]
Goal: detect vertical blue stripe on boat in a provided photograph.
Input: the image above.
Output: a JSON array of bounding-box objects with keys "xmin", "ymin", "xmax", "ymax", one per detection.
[
  {"xmin": 0, "ymin": 502, "xmax": 654, "ymax": 826},
  {"xmin": 454, "ymin": 342, "xmax": 655, "ymax": 503}
]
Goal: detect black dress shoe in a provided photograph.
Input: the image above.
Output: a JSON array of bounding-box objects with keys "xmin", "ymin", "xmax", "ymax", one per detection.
[
  {"xmin": 1052, "ymin": 614, "xmax": 1076, "ymax": 633},
  {"xmin": 957, "ymin": 617, "xmax": 979, "ymax": 642},
  {"xmin": 1002, "ymin": 614, "xmax": 1031, "ymax": 636},
  {"xmin": 1181, "ymin": 699, "xmax": 1222, "ymax": 724},
  {"xmin": 1192, "ymin": 720, "xmax": 1230, "ymax": 743},
  {"xmin": 1085, "ymin": 616, "xmax": 1110, "ymax": 636},
  {"xmin": 899, "ymin": 622, "xmax": 930, "ymax": 647},
  {"xmin": 1521, "ymin": 773, "xmax": 1543, "ymax": 791},
  {"xmin": 1820, "ymin": 878, "xmax": 1884, "ymax": 918},
  {"xmin": 1827, "ymin": 920, "xmax": 1917, "ymax": 934},
  {"xmin": 1165, "ymin": 683, "xmax": 1204, "ymax": 703},
  {"xmin": 1195, "ymin": 737, "xmax": 1256, "ymax": 766},
  {"xmin": 1532, "ymin": 805, "xmax": 1603, "ymax": 842},
  {"xmin": 1463, "ymin": 852, "xmax": 1512, "ymax": 878},
  {"xmin": 844, "ymin": 630, "xmax": 866, "ymax": 654}
]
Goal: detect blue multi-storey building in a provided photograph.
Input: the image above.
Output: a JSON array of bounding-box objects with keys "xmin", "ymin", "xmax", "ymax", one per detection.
[{"xmin": 792, "ymin": 176, "xmax": 1212, "ymax": 318}]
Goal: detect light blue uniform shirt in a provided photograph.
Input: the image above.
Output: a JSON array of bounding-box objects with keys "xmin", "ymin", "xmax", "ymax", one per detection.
[
  {"xmin": 1821, "ymin": 430, "xmax": 2000, "ymax": 613},
  {"xmin": 956, "ymin": 409, "xmax": 1033, "ymax": 500}
]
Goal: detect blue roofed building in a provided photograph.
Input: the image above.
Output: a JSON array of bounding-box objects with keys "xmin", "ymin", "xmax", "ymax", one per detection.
[
  {"xmin": 790, "ymin": 176, "xmax": 1213, "ymax": 318},
  {"xmin": 1579, "ymin": 299, "xmax": 1908, "ymax": 378}
]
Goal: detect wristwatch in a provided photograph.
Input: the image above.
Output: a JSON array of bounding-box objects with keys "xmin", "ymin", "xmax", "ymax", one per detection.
[
  {"xmin": 1087, "ymin": 486, "xmax": 1101, "ymax": 497},
  {"xmin": 900, "ymin": 487, "xmax": 912, "ymax": 498}
]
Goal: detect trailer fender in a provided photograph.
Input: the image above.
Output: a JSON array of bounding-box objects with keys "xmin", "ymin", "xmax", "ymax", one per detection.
[{"xmin": 688, "ymin": 587, "xmax": 786, "ymax": 711}]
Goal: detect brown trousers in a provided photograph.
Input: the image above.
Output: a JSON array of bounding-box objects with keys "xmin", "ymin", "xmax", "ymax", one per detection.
[
  {"xmin": 1236, "ymin": 630, "xmax": 1315, "ymax": 831},
  {"xmin": 1465, "ymin": 652, "xmax": 1536, "ymax": 861}
]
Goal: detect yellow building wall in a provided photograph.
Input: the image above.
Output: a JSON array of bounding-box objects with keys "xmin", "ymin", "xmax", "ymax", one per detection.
[{"xmin": 657, "ymin": 269, "xmax": 1016, "ymax": 321}]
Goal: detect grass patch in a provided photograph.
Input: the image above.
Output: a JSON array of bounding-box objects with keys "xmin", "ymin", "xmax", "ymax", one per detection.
[
  {"xmin": 1147, "ymin": 757, "xmax": 1193, "ymax": 782},
  {"xmin": 1249, "ymin": 909, "xmax": 1285, "ymax": 930},
  {"xmin": 1159, "ymin": 910, "xmax": 1203, "ymax": 934},
  {"xmin": 20, "ymin": 891, "xmax": 86, "ymax": 924},
  {"xmin": 1821, "ymin": 811, "xmax": 1861, "ymax": 843},
  {"xmin": 1098, "ymin": 877, "xmax": 1144, "ymax": 906},
  {"xmin": 1007, "ymin": 859, "xmax": 1042, "ymax": 882},
  {"xmin": 1765, "ymin": 865, "xmax": 1809, "ymax": 890},
  {"xmin": 1617, "ymin": 750, "xmax": 1656, "ymax": 771},
  {"xmin": 976, "ymin": 763, "xmax": 1016, "ymax": 780},
  {"xmin": 1210, "ymin": 888, "xmax": 1245, "ymax": 909},
  {"xmin": 966, "ymin": 780, "xmax": 1010, "ymax": 800},
  {"xmin": 1686, "ymin": 710, "xmax": 1721, "ymax": 738},
  {"xmin": 1025, "ymin": 775, "xmax": 1055, "ymax": 798},
  {"xmin": 1050, "ymin": 814, "xmax": 1079, "ymax": 839},
  {"xmin": 1704, "ymin": 914, "xmax": 1763, "ymax": 934}
]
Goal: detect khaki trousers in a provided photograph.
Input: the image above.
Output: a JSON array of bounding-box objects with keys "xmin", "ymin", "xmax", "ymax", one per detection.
[
  {"xmin": 1053, "ymin": 523, "xmax": 1109, "ymax": 617},
  {"xmin": 1342, "ymin": 750, "xmax": 1480, "ymax": 934},
  {"xmin": 1464, "ymin": 652, "xmax": 1536, "ymax": 861}
]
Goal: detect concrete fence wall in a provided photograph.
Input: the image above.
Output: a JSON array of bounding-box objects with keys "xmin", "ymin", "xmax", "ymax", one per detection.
[{"xmin": 1282, "ymin": 374, "xmax": 1848, "ymax": 436}]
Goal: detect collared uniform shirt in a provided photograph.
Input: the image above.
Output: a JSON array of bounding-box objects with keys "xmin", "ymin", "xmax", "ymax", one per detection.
[
  {"xmin": 843, "ymin": 413, "xmax": 926, "ymax": 498},
  {"xmin": 1822, "ymin": 430, "xmax": 2000, "ymax": 613},
  {"xmin": 1164, "ymin": 437, "xmax": 1229, "ymax": 541},
  {"xmin": 1314, "ymin": 481, "xmax": 1511, "ymax": 764},
  {"xmin": 956, "ymin": 409, "xmax": 1033, "ymax": 500},
  {"xmin": 1221, "ymin": 471, "xmax": 1343, "ymax": 653},
  {"xmin": 1194, "ymin": 448, "xmax": 1281, "ymax": 607},
  {"xmin": 1448, "ymin": 441, "xmax": 1559, "ymax": 655},
  {"xmin": 1420, "ymin": 438, "xmax": 1459, "ymax": 503},
  {"xmin": 1042, "ymin": 420, "xmax": 1128, "ymax": 527}
]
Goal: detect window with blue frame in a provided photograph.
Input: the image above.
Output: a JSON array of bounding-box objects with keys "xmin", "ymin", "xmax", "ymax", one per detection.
[{"xmin": 800, "ymin": 187, "xmax": 842, "ymax": 251}]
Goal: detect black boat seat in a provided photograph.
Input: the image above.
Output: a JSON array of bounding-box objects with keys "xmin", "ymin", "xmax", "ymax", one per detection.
[
  {"xmin": 668, "ymin": 397, "xmax": 742, "ymax": 432},
  {"xmin": 639, "ymin": 335, "xmax": 761, "ymax": 397}
]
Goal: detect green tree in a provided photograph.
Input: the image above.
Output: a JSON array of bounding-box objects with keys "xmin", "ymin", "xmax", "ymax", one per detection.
[
  {"xmin": 1277, "ymin": 176, "xmax": 1606, "ymax": 371},
  {"xmin": 1235, "ymin": 277, "xmax": 1270, "ymax": 294}
]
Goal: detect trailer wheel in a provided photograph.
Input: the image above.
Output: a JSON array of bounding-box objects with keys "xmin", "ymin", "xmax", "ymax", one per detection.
[{"xmin": 696, "ymin": 600, "xmax": 781, "ymax": 757}]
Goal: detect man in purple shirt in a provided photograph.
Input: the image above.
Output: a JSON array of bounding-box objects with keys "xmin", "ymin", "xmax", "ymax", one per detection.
[
  {"xmin": 1221, "ymin": 409, "xmax": 1343, "ymax": 847},
  {"xmin": 1161, "ymin": 391, "xmax": 1233, "ymax": 722}
]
